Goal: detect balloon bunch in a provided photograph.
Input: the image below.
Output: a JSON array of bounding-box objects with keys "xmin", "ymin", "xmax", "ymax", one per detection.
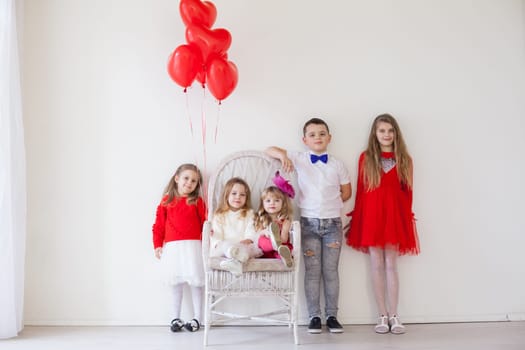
[{"xmin": 167, "ymin": 0, "xmax": 238, "ymax": 102}]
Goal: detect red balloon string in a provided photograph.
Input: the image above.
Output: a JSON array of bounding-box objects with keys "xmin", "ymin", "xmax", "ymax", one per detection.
[
  {"xmin": 201, "ymin": 86, "xmax": 208, "ymax": 204},
  {"xmin": 214, "ymin": 102, "xmax": 221, "ymax": 144},
  {"xmin": 185, "ymin": 91, "xmax": 194, "ymax": 137},
  {"xmin": 183, "ymin": 91, "xmax": 200, "ymax": 167}
]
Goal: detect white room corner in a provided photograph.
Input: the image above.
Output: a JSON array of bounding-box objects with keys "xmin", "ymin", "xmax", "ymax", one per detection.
[{"xmin": 0, "ymin": 0, "xmax": 26, "ymax": 340}]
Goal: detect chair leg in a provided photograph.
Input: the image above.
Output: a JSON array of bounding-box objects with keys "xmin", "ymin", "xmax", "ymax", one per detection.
[
  {"xmin": 203, "ymin": 324, "xmax": 209, "ymax": 346},
  {"xmin": 293, "ymin": 322, "xmax": 299, "ymax": 345},
  {"xmin": 292, "ymin": 293, "xmax": 299, "ymax": 344},
  {"xmin": 203, "ymin": 288, "xmax": 211, "ymax": 346}
]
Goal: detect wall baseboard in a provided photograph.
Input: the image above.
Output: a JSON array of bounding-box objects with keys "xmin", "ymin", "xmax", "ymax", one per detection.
[{"xmin": 24, "ymin": 313, "xmax": 525, "ymax": 326}]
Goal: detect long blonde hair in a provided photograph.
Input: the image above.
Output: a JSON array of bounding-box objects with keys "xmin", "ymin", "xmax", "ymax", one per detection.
[
  {"xmin": 254, "ymin": 186, "xmax": 292, "ymax": 231},
  {"xmin": 363, "ymin": 114, "xmax": 412, "ymax": 190},
  {"xmin": 162, "ymin": 163, "xmax": 202, "ymax": 205},
  {"xmin": 214, "ymin": 177, "xmax": 252, "ymax": 218}
]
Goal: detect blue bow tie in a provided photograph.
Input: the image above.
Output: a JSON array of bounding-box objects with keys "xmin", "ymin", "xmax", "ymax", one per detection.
[{"xmin": 310, "ymin": 154, "xmax": 328, "ymax": 164}]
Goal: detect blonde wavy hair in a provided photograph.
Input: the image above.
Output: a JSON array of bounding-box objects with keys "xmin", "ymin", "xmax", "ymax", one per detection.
[
  {"xmin": 214, "ymin": 177, "xmax": 252, "ymax": 218},
  {"xmin": 254, "ymin": 186, "xmax": 292, "ymax": 231},
  {"xmin": 363, "ymin": 114, "xmax": 412, "ymax": 190},
  {"xmin": 162, "ymin": 163, "xmax": 202, "ymax": 205}
]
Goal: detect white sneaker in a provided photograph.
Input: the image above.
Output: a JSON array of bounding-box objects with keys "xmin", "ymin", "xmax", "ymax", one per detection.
[
  {"xmin": 374, "ymin": 315, "xmax": 389, "ymax": 334},
  {"xmin": 227, "ymin": 245, "xmax": 239, "ymax": 259},
  {"xmin": 278, "ymin": 245, "xmax": 293, "ymax": 268},
  {"xmin": 389, "ymin": 315, "xmax": 405, "ymax": 334},
  {"xmin": 220, "ymin": 258, "xmax": 243, "ymax": 276},
  {"xmin": 269, "ymin": 222, "xmax": 282, "ymax": 250}
]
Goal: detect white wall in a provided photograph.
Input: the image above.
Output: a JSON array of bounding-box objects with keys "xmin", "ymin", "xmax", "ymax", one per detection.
[{"xmin": 21, "ymin": 0, "xmax": 525, "ymax": 325}]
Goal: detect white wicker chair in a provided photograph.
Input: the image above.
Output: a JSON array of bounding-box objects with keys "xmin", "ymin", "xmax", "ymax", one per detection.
[{"xmin": 202, "ymin": 151, "xmax": 301, "ymax": 346}]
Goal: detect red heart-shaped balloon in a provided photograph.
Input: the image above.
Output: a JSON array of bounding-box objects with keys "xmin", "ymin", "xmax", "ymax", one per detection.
[
  {"xmin": 167, "ymin": 44, "xmax": 203, "ymax": 88},
  {"xmin": 207, "ymin": 57, "xmax": 238, "ymax": 101},
  {"xmin": 179, "ymin": 0, "xmax": 217, "ymax": 28},
  {"xmin": 186, "ymin": 24, "xmax": 231, "ymax": 63},
  {"xmin": 196, "ymin": 52, "xmax": 228, "ymax": 87},
  {"xmin": 195, "ymin": 68, "xmax": 206, "ymax": 87}
]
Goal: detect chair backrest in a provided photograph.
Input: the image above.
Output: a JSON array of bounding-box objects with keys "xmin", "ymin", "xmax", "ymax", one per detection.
[{"xmin": 207, "ymin": 150, "xmax": 298, "ymax": 220}]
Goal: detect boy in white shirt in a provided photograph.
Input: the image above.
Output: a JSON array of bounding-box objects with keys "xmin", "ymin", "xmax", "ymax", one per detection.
[{"xmin": 266, "ymin": 118, "xmax": 352, "ymax": 334}]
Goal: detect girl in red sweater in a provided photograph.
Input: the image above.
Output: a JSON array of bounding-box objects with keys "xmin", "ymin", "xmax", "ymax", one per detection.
[
  {"xmin": 152, "ymin": 164, "xmax": 206, "ymax": 333},
  {"xmin": 346, "ymin": 114, "xmax": 419, "ymax": 335}
]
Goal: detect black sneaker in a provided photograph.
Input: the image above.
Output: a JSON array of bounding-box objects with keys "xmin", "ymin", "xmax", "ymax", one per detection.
[
  {"xmin": 326, "ymin": 316, "xmax": 344, "ymax": 333},
  {"xmin": 307, "ymin": 316, "xmax": 322, "ymax": 334}
]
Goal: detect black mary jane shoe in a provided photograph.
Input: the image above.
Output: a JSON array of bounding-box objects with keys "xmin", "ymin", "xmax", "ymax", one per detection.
[
  {"xmin": 184, "ymin": 318, "xmax": 200, "ymax": 332},
  {"xmin": 170, "ymin": 318, "xmax": 184, "ymax": 332}
]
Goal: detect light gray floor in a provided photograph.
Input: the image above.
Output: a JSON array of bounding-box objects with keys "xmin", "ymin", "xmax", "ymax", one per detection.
[{"xmin": 2, "ymin": 322, "xmax": 524, "ymax": 350}]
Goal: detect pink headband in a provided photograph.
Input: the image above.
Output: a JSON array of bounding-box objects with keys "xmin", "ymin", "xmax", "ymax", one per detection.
[{"xmin": 273, "ymin": 171, "xmax": 295, "ymax": 199}]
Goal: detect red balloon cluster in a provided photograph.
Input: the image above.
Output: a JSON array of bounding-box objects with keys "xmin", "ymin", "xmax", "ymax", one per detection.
[{"xmin": 167, "ymin": 0, "xmax": 238, "ymax": 102}]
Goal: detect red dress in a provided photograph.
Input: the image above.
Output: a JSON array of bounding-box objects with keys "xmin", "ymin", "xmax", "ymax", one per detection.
[{"xmin": 346, "ymin": 152, "xmax": 419, "ymax": 255}]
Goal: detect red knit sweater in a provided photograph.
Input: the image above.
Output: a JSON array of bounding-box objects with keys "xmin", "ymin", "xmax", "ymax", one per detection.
[{"xmin": 152, "ymin": 196, "xmax": 207, "ymax": 249}]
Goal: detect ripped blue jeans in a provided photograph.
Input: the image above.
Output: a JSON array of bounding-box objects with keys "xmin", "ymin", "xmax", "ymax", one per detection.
[{"xmin": 301, "ymin": 217, "xmax": 343, "ymax": 319}]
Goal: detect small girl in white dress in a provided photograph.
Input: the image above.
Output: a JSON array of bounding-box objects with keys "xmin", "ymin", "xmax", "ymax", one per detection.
[{"xmin": 210, "ymin": 177, "xmax": 262, "ymax": 276}]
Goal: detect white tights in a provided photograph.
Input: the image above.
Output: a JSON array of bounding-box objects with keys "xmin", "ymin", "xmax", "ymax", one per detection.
[
  {"xmin": 369, "ymin": 247, "xmax": 399, "ymax": 316},
  {"xmin": 170, "ymin": 283, "xmax": 203, "ymax": 321}
]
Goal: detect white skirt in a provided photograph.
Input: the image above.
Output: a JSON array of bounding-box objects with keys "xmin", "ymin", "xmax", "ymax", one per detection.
[{"xmin": 160, "ymin": 240, "xmax": 204, "ymax": 286}]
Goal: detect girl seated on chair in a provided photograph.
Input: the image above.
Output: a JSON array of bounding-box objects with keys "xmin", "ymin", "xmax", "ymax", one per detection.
[
  {"xmin": 210, "ymin": 177, "xmax": 263, "ymax": 276},
  {"xmin": 254, "ymin": 172, "xmax": 295, "ymax": 268}
]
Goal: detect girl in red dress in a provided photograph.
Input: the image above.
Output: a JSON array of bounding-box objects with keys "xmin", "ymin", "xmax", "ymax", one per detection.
[
  {"xmin": 152, "ymin": 164, "xmax": 206, "ymax": 333},
  {"xmin": 346, "ymin": 114, "xmax": 419, "ymax": 335}
]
